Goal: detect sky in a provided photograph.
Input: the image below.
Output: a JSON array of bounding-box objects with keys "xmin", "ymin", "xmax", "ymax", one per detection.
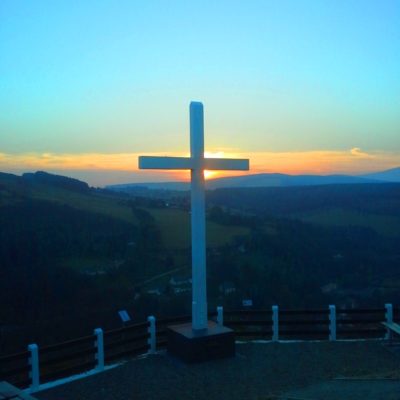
[{"xmin": 1, "ymin": 0, "xmax": 399, "ymax": 186}]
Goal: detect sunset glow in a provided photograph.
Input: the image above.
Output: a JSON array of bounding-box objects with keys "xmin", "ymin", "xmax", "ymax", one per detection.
[{"xmin": 1, "ymin": 147, "xmax": 399, "ymax": 186}]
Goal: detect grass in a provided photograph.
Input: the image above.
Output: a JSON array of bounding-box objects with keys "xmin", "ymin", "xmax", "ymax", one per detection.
[
  {"xmin": 143, "ymin": 207, "xmax": 250, "ymax": 249},
  {"xmin": 30, "ymin": 185, "xmax": 137, "ymax": 224},
  {"xmin": 295, "ymin": 208, "xmax": 400, "ymax": 237},
  {"xmin": 28, "ymin": 185, "xmax": 250, "ymax": 249},
  {"xmin": 2, "ymin": 178, "xmax": 250, "ymax": 250}
]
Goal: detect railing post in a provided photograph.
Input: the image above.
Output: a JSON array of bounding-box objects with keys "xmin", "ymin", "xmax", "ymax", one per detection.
[
  {"xmin": 329, "ymin": 305, "xmax": 336, "ymax": 341},
  {"xmin": 272, "ymin": 305, "xmax": 279, "ymax": 342},
  {"xmin": 385, "ymin": 303, "xmax": 393, "ymax": 340},
  {"xmin": 147, "ymin": 316, "xmax": 156, "ymax": 354},
  {"xmin": 217, "ymin": 306, "xmax": 224, "ymax": 326},
  {"xmin": 28, "ymin": 343, "xmax": 40, "ymax": 392},
  {"xmin": 94, "ymin": 328, "xmax": 104, "ymax": 371}
]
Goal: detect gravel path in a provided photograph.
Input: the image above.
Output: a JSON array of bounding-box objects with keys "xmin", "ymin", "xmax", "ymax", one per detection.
[{"xmin": 36, "ymin": 341, "xmax": 400, "ymax": 400}]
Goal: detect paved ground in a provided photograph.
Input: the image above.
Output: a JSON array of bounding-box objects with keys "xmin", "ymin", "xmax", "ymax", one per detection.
[
  {"xmin": 285, "ymin": 380, "xmax": 400, "ymax": 400},
  {"xmin": 36, "ymin": 341, "xmax": 400, "ymax": 400}
]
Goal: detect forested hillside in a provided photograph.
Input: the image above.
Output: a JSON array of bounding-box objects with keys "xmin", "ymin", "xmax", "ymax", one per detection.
[
  {"xmin": 208, "ymin": 184, "xmax": 400, "ymax": 236},
  {"xmin": 208, "ymin": 184, "xmax": 400, "ymax": 217}
]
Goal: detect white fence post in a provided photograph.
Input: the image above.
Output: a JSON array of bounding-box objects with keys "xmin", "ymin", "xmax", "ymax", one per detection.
[
  {"xmin": 94, "ymin": 328, "xmax": 104, "ymax": 371},
  {"xmin": 217, "ymin": 306, "xmax": 224, "ymax": 326},
  {"xmin": 272, "ymin": 305, "xmax": 279, "ymax": 342},
  {"xmin": 385, "ymin": 303, "xmax": 393, "ymax": 340},
  {"xmin": 28, "ymin": 343, "xmax": 40, "ymax": 392},
  {"xmin": 147, "ymin": 316, "xmax": 156, "ymax": 354},
  {"xmin": 329, "ymin": 305, "xmax": 336, "ymax": 341}
]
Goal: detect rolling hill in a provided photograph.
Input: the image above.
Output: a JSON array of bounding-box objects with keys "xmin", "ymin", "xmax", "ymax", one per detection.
[
  {"xmin": 206, "ymin": 173, "xmax": 381, "ymax": 189},
  {"xmin": 0, "ymin": 171, "xmax": 249, "ymax": 249},
  {"xmin": 207, "ymin": 183, "xmax": 400, "ymax": 237},
  {"xmin": 106, "ymin": 172, "xmax": 383, "ymax": 192}
]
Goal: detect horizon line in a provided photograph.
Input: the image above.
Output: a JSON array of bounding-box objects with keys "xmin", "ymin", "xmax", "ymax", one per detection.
[{"xmin": 2, "ymin": 166, "xmax": 399, "ymax": 188}]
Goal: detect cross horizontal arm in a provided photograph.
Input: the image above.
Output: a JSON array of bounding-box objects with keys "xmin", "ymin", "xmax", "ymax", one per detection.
[
  {"xmin": 138, "ymin": 156, "xmax": 192, "ymax": 170},
  {"xmin": 204, "ymin": 158, "xmax": 249, "ymax": 171}
]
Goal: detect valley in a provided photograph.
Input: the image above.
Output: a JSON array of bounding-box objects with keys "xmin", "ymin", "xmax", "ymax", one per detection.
[{"xmin": 1, "ymin": 171, "xmax": 399, "ymax": 353}]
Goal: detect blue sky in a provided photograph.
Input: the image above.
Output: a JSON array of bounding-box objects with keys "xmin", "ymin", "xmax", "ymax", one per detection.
[{"xmin": 1, "ymin": 1, "xmax": 399, "ymax": 184}]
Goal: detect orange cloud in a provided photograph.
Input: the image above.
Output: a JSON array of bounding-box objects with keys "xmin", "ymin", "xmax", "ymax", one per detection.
[
  {"xmin": 0, "ymin": 148, "xmax": 398, "ymax": 183},
  {"xmin": 244, "ymin": 148, "xmax": 387, "ymax": 175}
]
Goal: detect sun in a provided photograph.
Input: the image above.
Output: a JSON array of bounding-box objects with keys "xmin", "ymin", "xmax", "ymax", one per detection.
[
  {"xmin": 204, "ymin": 170, "xmax": 217, "ymax": 179},
  {"xmin": 203, "ymin": 152, "xmax": 225, "ymax": 180}
]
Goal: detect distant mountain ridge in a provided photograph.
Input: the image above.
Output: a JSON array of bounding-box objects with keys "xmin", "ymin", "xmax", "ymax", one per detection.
[
  {"xmin": 106, "ymin": 170, "xmax": 398, "ymax": 192},
  {"xmin": 206, "ymin": 173, "xmax": 381, "ymax": 189},
  {"xmin": 2, "ymin": 167, "xmax": 399, "ymax": 193},
  {"xmin": 22, "ymin": 171, "xmax": 90, "ymax": 192},
  {"xmin": 361, "ymin": 167, "xmax": 400, "ymax": 182}
]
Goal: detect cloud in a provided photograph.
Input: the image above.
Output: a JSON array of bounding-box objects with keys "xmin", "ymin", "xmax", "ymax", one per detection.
[
  {"xmin": 0, "ymin": 152, "xmax": 175, "ymax": 171},
  {"xmin": 244, "ymin": 148, "xmax": 397, "ymax": 175},
  {"xmin": 350, "ymin": 147, "xmax": 374, "ymax": 158}
]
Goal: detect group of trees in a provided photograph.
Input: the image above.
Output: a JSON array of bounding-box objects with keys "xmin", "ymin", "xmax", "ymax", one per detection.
[
  {"xmin": 0, "ymin": 198, "xmax": 137, "ymax": 351},
  {"xmin": 207, "ymin": 183, "xmax": 400, "ymax": 216}
]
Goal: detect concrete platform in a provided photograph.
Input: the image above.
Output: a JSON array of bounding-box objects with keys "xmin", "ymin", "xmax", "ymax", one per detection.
[
  {"xmin": 0, "ymin": 381, "xmax": 38, "ymax": 399},
  {"xmin": 35, "ymin": 341, "xmax": 400, "ymax": 400},
  {"xmin": 167, "ymin": 321, "xmax": 235, "ymax": 363},
  {"xmin": 283, "ymin": 379, "xmax": 400, "ymax": 400}
]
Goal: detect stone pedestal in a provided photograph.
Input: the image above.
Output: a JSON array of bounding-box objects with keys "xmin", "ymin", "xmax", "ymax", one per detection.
[{"xmin": 167, "ymin": 321, "xmax": 235, "ymax": 363}]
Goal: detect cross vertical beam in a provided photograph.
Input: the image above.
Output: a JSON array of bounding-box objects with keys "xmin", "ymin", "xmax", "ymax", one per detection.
[{"xmin": 190, "ymin": 102, "xmax": 207, "ymax": 330}]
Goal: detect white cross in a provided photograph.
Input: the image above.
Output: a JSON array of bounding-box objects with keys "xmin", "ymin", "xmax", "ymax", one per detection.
[{"xmin": 139, "ymin": 102, "xmax": 249, "ymax": 331}]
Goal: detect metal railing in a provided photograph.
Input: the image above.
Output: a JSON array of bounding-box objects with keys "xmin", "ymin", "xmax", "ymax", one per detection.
[
  {"xmin": 0, "ymin": 322, "xmax": 153, "ymax": 393},
  {"xmin": 0, "ymin": 304, "xmax": 398, "ymax": 393}
]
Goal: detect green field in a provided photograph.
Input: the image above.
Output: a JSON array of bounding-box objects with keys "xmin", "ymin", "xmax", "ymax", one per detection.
[
  {"xmin": 0, "ymin": 174, "xmax": 251, "ymax": 250},
  {"xmin": 295, "ymin": 208, "xmax": 400, "ymax": 237},
  {"xmin": 24, "ymin": 186, "xmax": 250, "ymax": 250},
  {"xmin": 29, "ymin": 185, "xmax": 250, "ymax": 248},
  {"xmin": 144, "ymin": 207, "xmax": 250, "ymax": 249},
  {"xmin": 0, "ymin": 178, "xmax": 135, "ymax": 223},
  {"xmin": 30, "ymin": 185, "xmax": 137, "ymax": 224}
]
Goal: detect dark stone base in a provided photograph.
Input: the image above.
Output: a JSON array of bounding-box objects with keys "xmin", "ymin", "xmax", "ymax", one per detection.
[{"xmin": 167, "ymin": 321, "xmax": 235, "ymax": 363}]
